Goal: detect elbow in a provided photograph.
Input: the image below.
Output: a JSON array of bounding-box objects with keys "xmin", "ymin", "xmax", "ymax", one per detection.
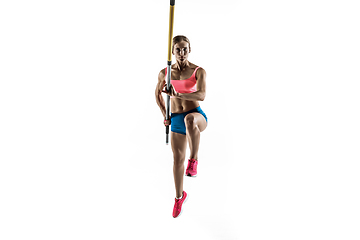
[{"xmin": 200, "ymin": 92, "xmax": 206, "ymax": 101}]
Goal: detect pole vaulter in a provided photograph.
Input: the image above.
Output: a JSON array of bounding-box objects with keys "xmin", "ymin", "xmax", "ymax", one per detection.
[
  {"xmin": 157, "ymin": 0, "xmax": 209, "ymax": 218},
  {"xmin": 165, "ymin": 0, "xmax": 175, "ymax": 145}
]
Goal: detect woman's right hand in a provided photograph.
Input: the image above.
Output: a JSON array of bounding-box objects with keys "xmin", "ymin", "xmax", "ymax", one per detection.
[{"xmin": 164, "ymin": 118, "xmax": 171, "ymax": 127}]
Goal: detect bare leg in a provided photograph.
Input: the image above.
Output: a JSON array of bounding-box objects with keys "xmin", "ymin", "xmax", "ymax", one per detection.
[
  {"xmin": 185, "ymin": 113, "xmax": 208, "ymax": 161},
  {"xmin": 171, "ymin": 131, "xmax": 187, "ymax": 198},
  {"xmin": 186, "ymin": 125, "xmax": 200, "ymax": 160}
]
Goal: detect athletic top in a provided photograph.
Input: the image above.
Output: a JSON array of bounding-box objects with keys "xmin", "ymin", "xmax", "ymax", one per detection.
[{"xmin": 165, "ymin": 67, "xmax": 201, "ymax": 98}]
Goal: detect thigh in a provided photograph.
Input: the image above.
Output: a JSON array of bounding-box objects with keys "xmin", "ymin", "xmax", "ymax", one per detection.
[
  {"xmin": 170, "ymin": 113, "xmax": 187, "ymax": 135},
  {"xmin": 185, "ymin": 112, "xmax": 208, "ymax": 132},
  {"xmin": 171, "ymin": 131, "xmax": 187, "ymax": 159}
]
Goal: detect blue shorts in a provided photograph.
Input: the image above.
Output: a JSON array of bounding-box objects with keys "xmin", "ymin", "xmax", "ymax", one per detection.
[{"xmin": 171, "ymin": 106, "xmax": 208, "ymax": 135}]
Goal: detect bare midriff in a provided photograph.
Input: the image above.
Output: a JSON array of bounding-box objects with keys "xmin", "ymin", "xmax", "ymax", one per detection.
[{"xmin": 171, "ymin": 98, "xmax": 199, "ymax": 114}]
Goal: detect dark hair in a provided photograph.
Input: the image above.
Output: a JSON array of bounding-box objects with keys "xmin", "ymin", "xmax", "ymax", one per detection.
[{"xmin": 172, "ymin": 35, "xmax": 191, "ymax": 52}]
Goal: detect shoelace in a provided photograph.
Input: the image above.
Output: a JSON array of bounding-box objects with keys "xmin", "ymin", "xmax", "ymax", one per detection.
[
  {"xmin": 188, "ymin": 160, "xmax": 195, "ymax": 170},
  {"xmin": 174, "ymin": 198, "xmax": 182, "ymax": 210}
]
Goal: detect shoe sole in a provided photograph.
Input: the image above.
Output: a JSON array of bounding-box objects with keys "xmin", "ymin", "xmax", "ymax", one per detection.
[
  {"xmin": 174, "ymin": 193, "xmax": 188, "ymax": 218},
  {"xmin": 186, "ymin": 174, "xmax": 197, "ymax": 178}
]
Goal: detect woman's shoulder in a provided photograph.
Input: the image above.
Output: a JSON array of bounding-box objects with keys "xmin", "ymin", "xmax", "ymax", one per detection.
[
  {"xmin": 188, "ymin": 62, "xmax": 198, "ymax": 69},
  {"xmin": 193, "ymin": 64, "xmax": 206, "ymax": 80},
  {"xmin": 158, "ymin": 68, "xmax": 166, "ymax": 82},
  {"xmin": 189, "ymin": 62, "xmax": 204, "ymax": 71},
  {"xmin": 159, "ymin": 67, "xmax": 167, "ymax": 76}
]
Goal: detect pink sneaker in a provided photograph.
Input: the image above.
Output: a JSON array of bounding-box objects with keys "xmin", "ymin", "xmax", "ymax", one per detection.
[
  {"xmin": 172, "ymin": 191, "xmax": 188, "ymax": 218},
  {"xmin": 185, "ymin": 159, "xmax": 198, "ymax": 177}
]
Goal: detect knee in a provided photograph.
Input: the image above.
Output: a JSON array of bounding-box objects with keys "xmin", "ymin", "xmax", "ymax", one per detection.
[
  {"xmin": 173, "ymin": 154, "xmax": 185, "ymax": 167},
  {"xmin": 185, "ymin": 114, "xmax": 196, "ymax": 129}
]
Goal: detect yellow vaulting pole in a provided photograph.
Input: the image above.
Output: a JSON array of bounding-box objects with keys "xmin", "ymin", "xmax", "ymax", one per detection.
[
  {"xmin": 165, "ymin": 0, "xmax": 175, "ymax": 145},
  {"xmin": 167, "ymin": 4, "xmax": 175, "ymax": 62}
]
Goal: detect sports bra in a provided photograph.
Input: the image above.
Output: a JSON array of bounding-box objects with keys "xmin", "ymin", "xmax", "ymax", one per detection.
[{"xmin": 165, "ymin": 67, "xmax": 201, "ymax": 98}]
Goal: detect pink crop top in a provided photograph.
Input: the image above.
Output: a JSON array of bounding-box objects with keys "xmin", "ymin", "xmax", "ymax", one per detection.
[{"xmin": 165, "ymin": 67, "xmax": 201, "ymax": 98}]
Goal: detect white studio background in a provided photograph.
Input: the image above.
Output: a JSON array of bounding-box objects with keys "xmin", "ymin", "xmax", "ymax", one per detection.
[{"xmin": 0, "ymin": 0, "xmax": 359, "ymax": 240}]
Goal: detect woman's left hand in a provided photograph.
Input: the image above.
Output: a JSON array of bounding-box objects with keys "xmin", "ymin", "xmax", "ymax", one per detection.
[{"xmin": 162, "ymin": 83, "xmax": 178, "ymax": 97}]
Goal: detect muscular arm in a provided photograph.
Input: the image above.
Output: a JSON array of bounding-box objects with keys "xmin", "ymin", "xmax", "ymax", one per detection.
[
  {"xmin": 155, "ymin": 69, "xmax": 167, "ymax": 118},
  {"xmin": 176, "ymin": 68, "xmax": 206, "ymax": 101}
]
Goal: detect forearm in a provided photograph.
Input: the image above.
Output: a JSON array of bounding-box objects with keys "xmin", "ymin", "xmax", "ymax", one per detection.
[
  {"xmin": 176, "ymin": 91, "xmax": 205, "ymax": 101},
  {"xmin": 155, "ymin": 92, "xmax": 167, "ymax": 118}
]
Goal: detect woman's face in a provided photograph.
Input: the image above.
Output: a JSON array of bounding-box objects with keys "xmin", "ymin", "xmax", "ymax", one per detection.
[{"xmin": 173, "ymin": 41, "xmax": 190, "ymax": 62}]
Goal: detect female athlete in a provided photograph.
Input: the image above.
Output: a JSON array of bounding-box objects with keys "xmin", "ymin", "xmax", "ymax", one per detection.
[{"xmin": 155, "ymin": 35, "xmax": 208, "ymax": 218}]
